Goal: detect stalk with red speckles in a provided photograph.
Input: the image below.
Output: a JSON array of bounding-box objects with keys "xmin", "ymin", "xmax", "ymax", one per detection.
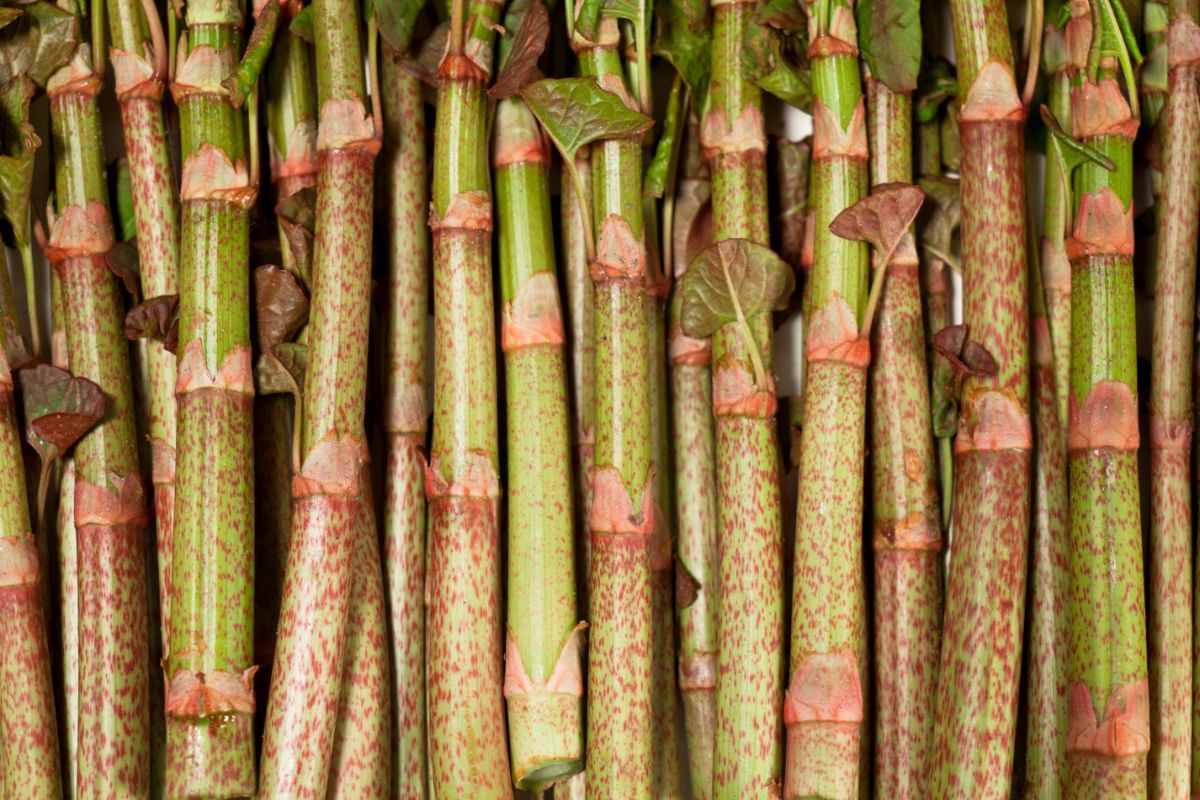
[
  {"xmin": 574, "ymin": 13, "xmax": 655, "ymax": 797},
  {"xmin": 785, "ymin": 1, "xmax": 869, "ymax": 796},
  {"xmin": 865, "ymin": 74, "xmax": 942, "ymax": 800},
  {"xmin": 105, "ymin": 0, "xmax": 179, "ymax": 662},
  {"xmin": 258, "ymin": 0, "xmax": 387, "ymax": 790},
  {"xmin": 423, "ymin": 0, "xmax": 511, "ymax": 795},
  {"xmin": 47, "ymin": 28, "xmax": 150, "ymax": 799},
  {"xmin": 670, "ymin": 118, "xmax": 717, "ymax": 799},
  {"xmin": 1149, "ymin": 2, "xmax": 1200, "ymax": 796},
  {"xmin": 379, "ymin": 33, "xmax": 430, "ymax": 800},
  {"xmin": 493, "ymin": 94, "xmax": 585, "ymax": 791},
  {"xmin": 0, "ymin": 302, "xmax": 61, "ymax": 798},
  {"xmin": 1060, "ymin": 1, "xmax": 1148, "ymax": 796},
  {"xmin": 929, "ymin": 0, "xmax": 1030, "ymax": 796}
]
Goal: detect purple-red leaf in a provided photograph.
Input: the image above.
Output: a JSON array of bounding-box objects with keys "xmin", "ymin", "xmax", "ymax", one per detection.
[
  {"xmin": 254, "ymin": 264, "xmax": 310, "ymax": 353},
  {"xmin": 933, "ymin": 323, "xmax": 997, "ymax": 384},
  {"xmin": 489, "ymin": 0, "xmax": 549, "ymax": 99},
  {"xmin": 106, "ymin": 239, "xmax": 141, "ymax": 298},
  {"xmin": 17, "ymin": 363, "xmax": 105, "ymax": 464},
  {"xmin": 828, "ymin": 182, "xmax": 924, "ymax": 263},
  {"xmin": 125, "ymin": 294, "xmax": 180, "ymax": 354}
]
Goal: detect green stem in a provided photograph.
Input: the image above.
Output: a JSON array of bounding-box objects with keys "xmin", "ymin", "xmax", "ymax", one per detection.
[
  {"xmin": 1148, "ymin": 2, "xmax": 1198, "ymax": 797},
  {"xmin": 424, "ymin": 0, "xmax": 512, "ymax": 795},
  {"xmin": 931, "ymin": 1, "xmax": 1031, "ymax": 797},
  {"xmin": 379, "ymin": 43, "xmax": 429, "ymax": 800},
  {"xmin": 49, "ymin": 37, "xmax": 150, "ymax": 799},
  {"xmin": 865, "ymin": 75, "xmax": 942, "ymax": 800},
  {"xmin": 258, "ymin": 0, "xmax": 387, "ymax": 790}
]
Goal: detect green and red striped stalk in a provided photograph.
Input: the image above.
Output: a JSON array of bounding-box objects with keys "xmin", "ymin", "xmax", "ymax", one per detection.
[
  {"xmin": 258, "ymin": 0, "xmax": 384, "ymax": 790},
  {"xmin": 0, "ymin": 307, "xmax": 60, "ymax": 798},
  {"xmin": 930, "ymin": 0, "xmax": 1030, "ymax": 796},
  {"xmin": 1061, "ymin": 2, "xmax": 1148, "ymax": 795},
  {"xmin": 1149, "ymin": 2, "xmax": 1200, "ymax": 795},
  {"xmin": 379, "ymin": 36, "xmax": 429, "ymax": 800},
  {"xmin": 164, "ymin": 0, "xmax": 266, "ymax": 789},
  {"xmin": 575, "ymin": 13, "xmax": 655, "ymax": 796},
  {"xmin": 561, "ymin": 149, "xmax": 594, "ymax": 615},
  {"xmin": 786, "ymin": 1, "xmax": 868, "ymax": 796},
  {"xmin": 670, "ymin": 120, "xmax": 717, "ymax": 799},
  {"xmin": 424, "ymin": 0, "xmax": 511, "ymax": 794},
  {"xmin": 865, "ymin": 74, "xmax": 942, "ymax": 799},
  {"xmin": 105, "ymin": 0, "xmax": 179, "ymax": 660},
  {"xmin": 493, "ymin": 94, "xmax": 585, "ymax": 791},
  {"xmin": 701, "ymin": 0, "xmax": 787, "ymax": 796},
  {"xmin": 47, "ymin": 35, "xmax": 150, "ymax": 798}
]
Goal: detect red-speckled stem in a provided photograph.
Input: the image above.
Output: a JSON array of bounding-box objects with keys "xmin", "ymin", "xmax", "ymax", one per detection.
[
  {"xmin": 424, "ymin": 0, "xmax": 511, "ymax": 795},
  {"xmin": 380, "ymin": 43, "xmax": 429, "ymax": 800},
  {"xmin": 0, "ymin": 317, "xmax": 61, "ymax": 798},
  {"xmin": 1150, "ymin": 3, "xmax": 1199, "ymax": 796},
  {"xmin": 258, "ymin": 0, "xmax": 382, "ymax": 791},
  {"xmin": 865, "ymin": 76, "xmax": 942, "ymax": 800},
  {"xmin": 931, "ymin": 1, "xmax": 1030, "ymax": 796},
  {"xmin": 49, "ymin": 48, "xmax": 150, "ymax": 800},
  {"xmin": 105, "ymin": 0, "xmax": 179, "ymax": 663}
]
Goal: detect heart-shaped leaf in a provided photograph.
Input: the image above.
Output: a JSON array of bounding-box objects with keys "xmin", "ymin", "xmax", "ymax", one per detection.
[
  {"xmin": 653, "ymin": 0, "xmax": 711, "ymax": 102},
  {"xmin": 0, "ymin": 2, "xmax": 79, "ymax": 88},
  {"xmin": 520, "ymin": 78, "xmax": 654, "ymax": 164},
  {"xmin": 490, "ymin": 0, "xmax": 549, "ymax": 99},
  {"xmin": 933, "ymin": 323, "xmax": 997, "ymax": 385},
  {"xmin": 680, "ymin": 238, "xmax": 794, "ymax": 337},
  {"xmin": 644, "ymin": 76, "xmax": 684, "ymax": 199},
  {"xmin": 829, "ymin": 182, "xmax": 924, "ymax": 265},
  {"xmin": 742, "ymin": 24, "xmax": 811, "ymax": 112},
  {"xmin": 17, "ymin": 363, "xmax": 105, "ymax": 465},
  {"xmin": 254, "ymin": 264, "xmax": 310, "ymax": 353},
  {"xmin": 255, "ymin": 341, "xmax": 307, "ymax": 400},
  {"xmin": 125, "ymin": 294, "xmax": 180, "ymax": 354},
  {"xmin": 856, "ymin": 0, "xmax": 920, "ymax": 93},
  {"xmin": 376, "ymin": 0, "xmax": 426, "ymax": 53},
  {"xmin": 754, "ymin": 0, "xmax": 806, "ymax": 31}
]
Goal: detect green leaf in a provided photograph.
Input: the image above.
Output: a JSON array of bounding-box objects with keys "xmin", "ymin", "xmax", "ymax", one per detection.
[
  {"xmin": 575, "ymin": 0, "xmax": 639, "ymax": 40},
  {"xmin": 255, "ymin": 341, "xmax": 307, "ymax": 400},
  {"xmin": 0, "ymin": 2, "xmax": 79, "ymax": 88},
  {"xmin": 643, "ymin": 75, "xmax": 684, "ymax": 199},
  {"xmin": 224, "ymin": 0, "xmax": 280, "ymax": 108},
  {"xmin": 1039, "ymin": 104, "xmax": 1116, "ymax": 175},
  {"xmin": 0, "ymin": 8, "xmax": 21, "ymax": 32},
  {"xmin": 124, "ymin": 294, "xmax": 179, "ymax": 353},
  {"xmin": 110, "ymin": 157, "xmax": 136, "ymax": 242},
  {"xmin": 491, "ymin": 0, "xmax": 550, "ymax": 99},
  {"xmin": 754, "ymin": 0, "xmax": 805, "ymax": 31},
  {"xmin": 742, "ymin": 23, "xmax": 811, "ymax": 111},
  {"xmin": 17, "ymin": 363, "xmax": 105, "ymax": 466},
  {"xmin": 856, "ymin": 0, "xmax": 920, "ymax": 92},
  {"xmin": 652, "ymin": 0, "xmax": 710, "ymax": 103},
  {"xmin": 940, "ymin": 111, "xmax": 959, "ymax": 171},
  {"xmin": 680, "ymin": 238, "xmax": 794, "ymax": 338},
  {"xmin": 914, "ymin": 58, "xmax": 955, "ymax": 123},
  {"xmin": 829, "ymin": 183, "xmax": 924, "ymax": 263},
  {"xmin": 290, "ymin": 6, "xmax": 314, "ymax": 42},
  {"xmin": 376, "ymin": 0, "xmax": 427, "ymax": 52},
  {"xmin": 520, "ymin": 77, "xmax": 654, "ymax": 163}
]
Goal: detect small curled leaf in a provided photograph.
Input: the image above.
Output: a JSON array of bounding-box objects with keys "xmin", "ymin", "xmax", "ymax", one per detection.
[
  {"xmin": 653, "ymin": 0, "xmax": 711, "ymax": 103},
  {"xmin": 106, "ymin": 240, "xmax": 142, "ymax": 300},
  {"xmin": 742, "ymin": 24, "xmax": 811, "ymax": 112},
  {"xmin": 255, "ymin": 341, "xmax": 307, "ymax": 400},
  {"xmin": 17, "ymin": 363, "xmax": 105, "ymax": 465},
  {"xmin": 255, "ymin": 265, "xmax": 310, "ymax": 353},
  {"xmin": 1039, "ymin": 104, "xmax": 1116, "ymax": 174},
  {"xmin": 277, "ymin": 187, "xmax": 316, "ymax": 284},
  {"xmin": 520, "ymin": 77, "xmax": 654, "ymax": 163},
  {"xmin": 643, "ymin": 76, "xmax": 684, "ymax": 199},
  {"xmin": 679, "ymin": 238, "xmax": 794, "ymax": 338},
  {"xmin": 490, "ymin": 0, "xmax": 549, "ymax": 99},
  {"xmin": 125, "ymin": 294, "xmax": 180, "ymax": 354},
  {"xmin": 933, "ymin": 323, "xmax": 998, "ymax": 387},
  {"xmin": 289, "ymin": 5, "xmax": 314, "ymax": 42},
  {"xmin": 829, "ymin": 182, "xmax": 924, "ymax": 264},
  {"xmin": 754, "ymin": 0, "xmax": 806, "ymax": 31}
]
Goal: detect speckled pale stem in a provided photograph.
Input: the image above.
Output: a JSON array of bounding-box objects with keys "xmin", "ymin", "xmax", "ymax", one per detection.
[
  {"xmin": 671, "ymin": 122, "xmax": 717, "ymax": 800},
  {"xmin": 1150, "ymin": 4, "xmax": 1199, "ymax": 797},
  {"xmin": 106, "ymin": 0, "xmax": 179, "ymax": 660},
  {"xmin": 562, "ymin": 151, "xmax": 594, "ymax": 618},
  {"xmin": 424, "ymin": 0, "xmax": 511, "ymax": 796},
  {"xmin": 1041, "ymin": 14, "xmax": 1071, "ymax": 432},
  {"xmin": 694, "ymin": 1, "xmax": 787, "ymax": 797},
  {"xmin": 786, "ymin": 2, "xmax": 868, "ymax": 797},
  {"xmin": 1061, "ymin": 6, "xmax": 1148, "ymax": 796},
  {"xmin": 57, "ymin": 457, "xmax": 78, "ymax": 800},
  {"xmin": 576, "ymin": 23, "xmax": 654, "ymax": 798},
  {"xmin": 49, "ymin": 50, "xmax": 150, "ymax": 800},
  {"xmin": 865, "ymin": 77, "xmax": 942, "ymax": 800},
  {"xmin": 380, "ymin": 43, "xmax": 429, "ymax": 800},
  {"xmin": 1023, "ymin": 203, "xmax": 1070, "ymax": 800},
  {"xmin": 0, "ymin": 314, "xmax": 61, "ymax": 799},
  {"xmin": 258, "ymin": 0, "xmax": 383, "ymax": 791},
  {"xmin": 492, "ymin": 96, "xmax": 584, "ymax": 791},
  {"xmin": 931, "ymin": 2, "xmax": 1030, "ymax": 797}
]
